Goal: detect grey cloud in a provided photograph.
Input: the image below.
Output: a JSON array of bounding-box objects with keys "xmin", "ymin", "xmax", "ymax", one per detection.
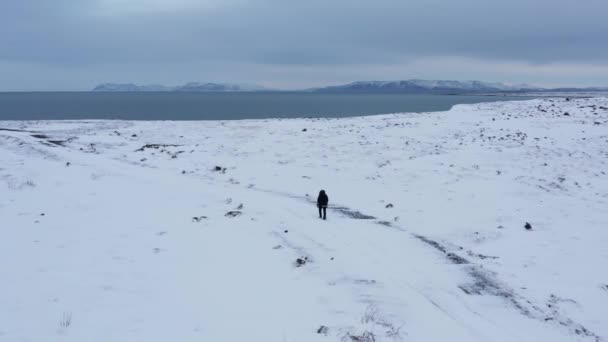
[{"xmin": 1, "ymin": 0, "xmax": 607, "ymax": 89}]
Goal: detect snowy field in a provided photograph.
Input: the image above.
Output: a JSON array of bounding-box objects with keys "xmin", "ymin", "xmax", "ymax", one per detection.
[{"xmin": 1, "ymin": 97, "xmax": 607, "ymax": 342}]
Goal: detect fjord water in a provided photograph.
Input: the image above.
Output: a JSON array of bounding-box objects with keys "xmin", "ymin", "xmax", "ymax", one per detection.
[{"xmin": 0, "ymin": 92, "xmax": 530, "ymax": 120}]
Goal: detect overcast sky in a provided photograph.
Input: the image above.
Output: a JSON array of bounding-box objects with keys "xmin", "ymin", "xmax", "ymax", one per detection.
[{"xmin": 1, "ymin": 0, "xmax": 607, "ymax": 90}]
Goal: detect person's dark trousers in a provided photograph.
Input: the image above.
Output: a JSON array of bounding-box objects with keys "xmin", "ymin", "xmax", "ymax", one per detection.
[{"xmin": 318, "ymin": 206, "xmax": 327, "ymax": 220}]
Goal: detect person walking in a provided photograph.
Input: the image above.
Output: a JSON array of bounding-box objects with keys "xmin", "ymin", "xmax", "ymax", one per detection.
[{"xmin": 317, "ymin": 190, "xmax": 328, "ymax": 220}]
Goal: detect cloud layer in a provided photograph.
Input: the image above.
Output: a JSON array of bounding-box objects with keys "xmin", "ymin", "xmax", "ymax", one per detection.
[{"xmin": 1, "ymin": 0, "xmax": 607, "ymax": 90}]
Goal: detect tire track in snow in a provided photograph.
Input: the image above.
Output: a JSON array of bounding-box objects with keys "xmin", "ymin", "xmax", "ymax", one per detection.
[{"xmin": 251, "ymin": 186, "xmax": 605, "ymax": 342}]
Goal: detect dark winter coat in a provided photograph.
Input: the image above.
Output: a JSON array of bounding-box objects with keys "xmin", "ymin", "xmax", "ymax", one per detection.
[{"xmin": 317, "ymin": 191, "xmax": 329, "ymax": 207}]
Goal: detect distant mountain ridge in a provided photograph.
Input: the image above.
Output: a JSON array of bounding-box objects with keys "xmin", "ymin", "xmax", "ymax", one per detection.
[
  {"xmin": 92, "ymin": 82, "xmax": 267, "ymax": 92},
  {"xmin": 92, "ymin": 80, "xmax": 608, "ymax": 94},
  {"xmin": 310, "ymin": 80, "xmax": 543, "ymax": 93},
  {"xmin": 93, "ymin": 84, "xmax": 173, "ymax": 92}
]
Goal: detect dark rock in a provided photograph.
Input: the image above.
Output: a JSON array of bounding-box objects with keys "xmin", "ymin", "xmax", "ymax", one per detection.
[
  {"xmin": 302, "ymin": 128, "xmax": 307, "ymax": 132},
  {"xmin": 192, "ymin": 216, "xmax": 207, "ymax": 222},
  {"xmin": 385, "ymin": 203, "xmax": 394, "ymax": 208},
  {"xmin": 48, "ymin": 140, "xmax": 66, "ymax": 146},
  {"xmin": 135, "ymin": 144, "xmax": 180, "ymax": 152},
  {"xmin": 525, "ymin": 222, "xmax": 533, "ymax": 230},
  {"xmin": 225, "ymin": 211, "xmax": 242, "ymax": 218},
  {"xmin": 284, "ymin": 230, "xmax": 288, "ymax": 233},
  {"xmin": 317, "ymin": 325, "xmax": 329, "ymax": 335},
  {"xmin": 295, "ymin": 256, "xmax": 308, "ymax": 267}
]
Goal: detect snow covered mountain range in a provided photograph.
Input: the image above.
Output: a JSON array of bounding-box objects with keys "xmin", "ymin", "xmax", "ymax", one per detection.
[
  {"xmin": 312, "ymin": 80, "xmax": 542, "ymax": 93},
  {"xmin": 93, "ymin": 80, "xmax": 608, "ymax": 94},
  {"xmin": 92, "ymin": 82, "xmax": 267, "ymax": 92}
]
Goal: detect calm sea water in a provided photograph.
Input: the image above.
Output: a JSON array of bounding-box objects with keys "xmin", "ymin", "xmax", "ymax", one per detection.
[{"xmin": 0, "ymin": 92, "xmax": 531, "ymax": 120}]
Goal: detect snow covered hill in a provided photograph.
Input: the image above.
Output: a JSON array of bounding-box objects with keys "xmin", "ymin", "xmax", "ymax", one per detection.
[
  {"xmin": 311, "ymin": 80, "xmax": 543, "ymax": 93},
  {"xmin": 1, "ymin": 97, "xmax": 607, "ymax": 342}
]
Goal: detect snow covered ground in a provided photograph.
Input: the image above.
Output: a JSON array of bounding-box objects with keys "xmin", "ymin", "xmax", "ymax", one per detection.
[{"xmin": 1, "ymin": 97, "xmax": 607, "ymax": 342}]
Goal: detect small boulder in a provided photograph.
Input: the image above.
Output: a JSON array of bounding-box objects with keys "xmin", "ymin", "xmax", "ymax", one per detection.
[
  {"xmin": 225, "ymin": 211, "xmax": 242, "ymax": 218},
  {"xmin": 525, "ymin": 222, "xmax": 533, "ymax": 230},
  {"xmin": 295, "ymin": 256, "xmax": 308, "ymax": 267},
  {"xmin": 316, "ymin": 325, "xmax": 329, "ymax": 335}
]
